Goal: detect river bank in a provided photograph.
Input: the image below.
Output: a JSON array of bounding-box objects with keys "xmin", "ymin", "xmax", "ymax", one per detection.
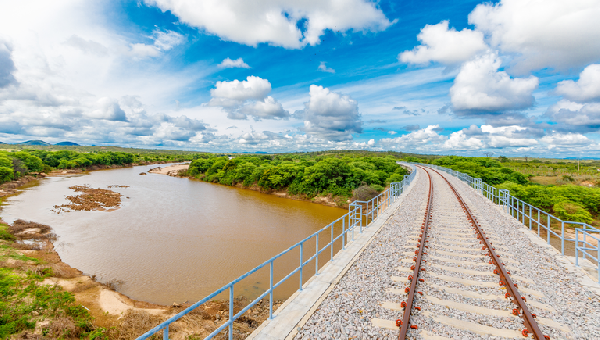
[
  {"xmin": 0, "ymin": 161, "xmax": 174, "ymax": 199},
  {"xmin": 1, "ymin": 219, "xmax": 283, "ymax": 339},
  {"xmin": 150, "ymin": 163, "xmax": 348, "ymax": 208},
  {"xmin": 0, "ymin": 164, "xmax": 305, "ymax": 339}
]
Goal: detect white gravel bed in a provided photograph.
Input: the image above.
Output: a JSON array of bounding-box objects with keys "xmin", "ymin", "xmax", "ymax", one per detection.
[
  {"xmin": 294, "ymin": 167, "xmax": 600, "ymax": 340},
  {"xmin": 293, "ymin": 169, "xmax": 429, "ymax": 340},
  {"xmin": 440, "ymin": 169, "xmax": 600, "ymax": 339}
]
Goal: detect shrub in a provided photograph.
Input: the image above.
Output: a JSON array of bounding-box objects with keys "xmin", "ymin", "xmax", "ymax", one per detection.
[
  {"xmin": 371, "ymin": 184, "xmax": 384, "ymax": 192},
  {"xmin": 0, "ymin": 224, "xmax": 15, "ymax": 241},
  {"xmin": 353, "ymin": 185, "xmax": 379, "ymax": 201},
  {"xmin": 553, "ymin": 201, "xmax": 593, "ymax": 223},
  {"xmin": 0, "ymin": 166, "xmax": 13, "ymax": 183},
  {"xmin": 562, "ymin": 175, "xmax": 575, "ymax": 182}
]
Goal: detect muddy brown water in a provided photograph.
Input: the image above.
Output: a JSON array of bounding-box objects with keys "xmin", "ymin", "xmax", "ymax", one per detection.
[{"xmin": 0, "ymin": 164, "xmax": 347, "ymax": 305}]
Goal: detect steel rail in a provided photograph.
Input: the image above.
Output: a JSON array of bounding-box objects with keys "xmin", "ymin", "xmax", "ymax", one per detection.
[
  {"xmin": 397, "ymin": 166, "xmax": 433, "ymax": 338},
  {"xmin": 431, "ymin": 168, "xmax": 549, "ymax": 340}
]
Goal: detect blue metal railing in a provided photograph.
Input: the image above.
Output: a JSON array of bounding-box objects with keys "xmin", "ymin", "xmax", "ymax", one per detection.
[
  {"xmin": 416, "ymin": 163, "xmax": 600, "ymax": 282},
  {"xmin": 138, "ymin": 163, "xmax": 417, "ymax": 340}
]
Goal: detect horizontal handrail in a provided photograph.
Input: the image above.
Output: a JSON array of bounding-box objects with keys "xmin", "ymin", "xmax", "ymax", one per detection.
[{"xmin": 138, "ymin": 163, "xmax": 417, "ymax": 340}]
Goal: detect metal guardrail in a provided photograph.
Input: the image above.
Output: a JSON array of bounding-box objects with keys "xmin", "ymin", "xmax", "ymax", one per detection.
[
  {"xmin": 416, "ymin": 163, "xmax": 600, "ymax": 282},
  {"xmin": 138, "ymin": 163, "xmax": 417, "ymax": 340}
]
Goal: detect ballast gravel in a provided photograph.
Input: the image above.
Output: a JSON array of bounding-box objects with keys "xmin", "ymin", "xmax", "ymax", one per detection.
[{"xmin": 293, "ymin": 168, "xmax": 600, "ymax": 339}]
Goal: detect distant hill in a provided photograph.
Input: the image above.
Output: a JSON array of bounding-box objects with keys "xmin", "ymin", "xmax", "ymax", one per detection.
[
  {"xmin": 55, "ymin": 142, "xmax": 79, "ymax": 146},
  {"xmin": 564, "ymin": 157, "xmax": 600, "ymax": 160},
  {"xmin": 19, "ymin": 140, "xmax": 51, "ymax": 146}
]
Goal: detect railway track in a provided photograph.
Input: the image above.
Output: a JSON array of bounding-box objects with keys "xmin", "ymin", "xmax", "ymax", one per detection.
[
  {"xmin": 392, "ymin": 166, "xmax": 555, "ymax": 339},
  {"xmin": 295, "ymin": 165, "xmax": 589, "ymax": 339}
]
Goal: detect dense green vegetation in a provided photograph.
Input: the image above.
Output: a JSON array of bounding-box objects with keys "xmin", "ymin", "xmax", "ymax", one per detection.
[
  {"xmin": 188, "ymin": 153, "xmax": 409, "ymax": 199},
  {"xmin": 497, "ymin": 182, "xmax": 598, "ymax": 223},
  {"xmin": 430, "ymin": 156, "xmax": 529, "ymax": 185},
  {"xmin": 0, "ymin": 149, "xmax": 196, "ymax": 184}
]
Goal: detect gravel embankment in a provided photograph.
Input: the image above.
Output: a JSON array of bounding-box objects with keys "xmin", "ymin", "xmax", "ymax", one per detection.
[
  {"xmin": 444, "ymin": 170, "xmax": 600, "ymax": 339},
  {"xmin": 294, "ymin": 169, "xmax": 429, "ymax": 339},
  {"xmin": 294, "ymin": 167, "xmax": 600, "ymax": 339}
]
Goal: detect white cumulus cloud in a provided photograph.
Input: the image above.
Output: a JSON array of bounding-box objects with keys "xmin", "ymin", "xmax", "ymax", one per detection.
[
  {"xmin": 541, "ymin": 132, "xmax": 593, "ymax": 147},
  {"xmin": 295, "ymin": 85, "xmax": 363, "ymax": 141},
  {"xmin": 468, "ymin": 0, "xmax": 600, "ymax": 73},
  {"xmin": 556, "ymin": 64, "xmax": 600, "ymax": 102},
  {"xmin": 239, "ymin": 96, "xmax": 289, "ymax": 120},
  {"xmin": 218, "ymin": 57, "xmax": 250, "ymax": 69},
  {"xmin": 379, "ymin": 125, "xmax": 446, "ymax": 151},
  {"xmin": 399, "ymin": 21, "xmax": 487, "ymax": 65},
  {"xmin": 210, "ymin": 76, "xmax": 271, "ymax": 102},
  {"xmin": 208, "ymin": 76, "xmax": 289, "ymax": 120},
  {"xmin": 444, "ymin": 130, "xmax": 484, "ymax": 150},
  {"xmin": 450, "ymin": 52, "xmax": 539, "ymax": 112},
  {"xmin": 545, "ymin": 100, "xmax": 600, "ymax": 130},
  {"xmin": 144, "ymin": 0, "xmax": 393, "ymax": 49},
  {"xmin": 318, "ymin": 61, "xmax": 335, "ymax": 73}
]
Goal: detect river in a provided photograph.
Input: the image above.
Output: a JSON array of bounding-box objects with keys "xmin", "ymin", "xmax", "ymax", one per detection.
[{"xmin": 0, "ymin": 164, "xmax": 347, "ymax": 305}]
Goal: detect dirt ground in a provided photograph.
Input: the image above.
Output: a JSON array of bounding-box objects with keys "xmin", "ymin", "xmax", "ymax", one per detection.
[
  {"xmin": 0, "ymin": 175, "xmax": 39, "ymax": 197},
  {"xmin": 147, "ymin": 163, "xmax": 189, "ymax": 176}
]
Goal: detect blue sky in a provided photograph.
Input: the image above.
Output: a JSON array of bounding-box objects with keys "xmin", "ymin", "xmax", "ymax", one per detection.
[{"xmin": 1, "ymin": 0, "xmax": 600, "ymax": 157}]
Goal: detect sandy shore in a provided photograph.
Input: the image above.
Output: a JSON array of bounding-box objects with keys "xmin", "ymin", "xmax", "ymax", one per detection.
[{"xmin": 148, "ymin": 163, "xmax": 189, "ymax": 176}]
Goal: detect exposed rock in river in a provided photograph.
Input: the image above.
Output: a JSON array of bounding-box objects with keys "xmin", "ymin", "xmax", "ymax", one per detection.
[{"xmin": 52, "ymin": 185, "xmax": 124, "ymax": 213}]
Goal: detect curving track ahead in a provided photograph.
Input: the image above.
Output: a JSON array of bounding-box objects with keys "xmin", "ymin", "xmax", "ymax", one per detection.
[{"xmin": 396, "ymin": 166, "xmax": 549, "ymax": 339}]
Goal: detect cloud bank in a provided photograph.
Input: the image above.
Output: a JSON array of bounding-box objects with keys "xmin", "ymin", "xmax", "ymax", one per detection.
[{"xmin": 144, "ymin": 0, "xmax": 393, "ymax": 49}]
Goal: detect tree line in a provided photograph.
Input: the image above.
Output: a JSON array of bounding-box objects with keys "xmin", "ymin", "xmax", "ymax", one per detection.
[
  {"xmin": 0, "ymin": 150, "xmax": 194, "ymax": 184},
  {"xmin": 188, "ymin": 154, "xmax": 409, "ymax": 198}
]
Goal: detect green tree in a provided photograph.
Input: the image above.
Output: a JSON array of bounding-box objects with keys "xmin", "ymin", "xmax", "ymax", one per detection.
[{"xmin": 0, "ymin": 166, "xmax": 13, "ymax": 183}]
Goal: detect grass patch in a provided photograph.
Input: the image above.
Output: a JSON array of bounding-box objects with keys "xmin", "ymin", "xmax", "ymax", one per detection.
[
  {"xmin": 0, "ymin": 231, "xmax": 108, "ymax": 339},
  {"xmin": 0, "ymin": 224, "xmax": 14, "ymax": 242},
  {"xmin": 530, "ymin": 176, "xmax": 559, "ymax": 186}
]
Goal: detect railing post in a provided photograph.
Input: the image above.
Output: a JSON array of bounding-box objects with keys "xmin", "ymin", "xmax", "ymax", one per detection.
[
  {"xmin": 597, "ymin": 237, "xmax": 600, "ymax": 283},
  {"xmin": 163, "ymin": 325, "xmax": 169, "ymax": 340},
  {"xmin": 547, "ymin": 216, "xmax": 551, "ymax": 244},
  {"xmin": 331, "ymin": 224, "xmax": 334, "ymax": 261},
  {"xmin": 351, "ymin": 214, "xmax": 354, "ymax": 242},
  {"xmin": 529, "ymin": 205, "xmax": 532, "ymax": 230},
  {"xmin": 511, "ymin": 196, "xmax": 515, "ymax": 217},
  {"xmin": 576, "ymin": 229, "xmax": 580, "ymax": 266},
  {"xmin": 299, "ymin": 242, "xmax": 304, "ymax": 291},
  {"xmin": 561, "ymin": 221, "xmax": 565, "ymax": 255},
  {"xmin": 229, "ymin": 285, "xmax": 233, "ymax": 340},
  {"xmin": 269, "ymin": 261, "xmax": 274, "ymax": 319},
  {"xmin": 315, "ymin": 233, "xmax": 319, "ymax": 276},
  {"xmin": 342, "ymin": 218, "xmax": 346, "ymax": 250},
  {"xmin": 359, "ymin": 205, "xmax": 363, "ymax": 233},
  {"xmin": 538, "ymin": 211, "xmax": 541, "ymax": 237}
]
